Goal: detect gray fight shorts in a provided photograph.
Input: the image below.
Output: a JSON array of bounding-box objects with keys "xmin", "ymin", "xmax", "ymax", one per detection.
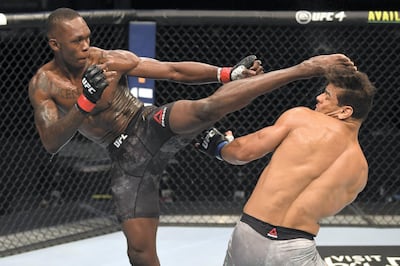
[{"xmin": 223, "ymin": 213, "xmax": 327, "ymax": 266}]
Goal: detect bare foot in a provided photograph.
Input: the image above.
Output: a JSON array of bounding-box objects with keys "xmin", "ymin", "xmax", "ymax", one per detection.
[{"xmin": 300, "ymin": 54, "xmax": 357, "ymax": 76}]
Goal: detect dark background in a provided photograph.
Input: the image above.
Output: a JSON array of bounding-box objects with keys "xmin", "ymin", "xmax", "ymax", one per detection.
[
  {"xmin": 1, "ymin": 1, "xmax": 399, "ymax": 255},
  {"xmin": 0, "ymin": 0, "xmax": 398, "ymax": 13}
]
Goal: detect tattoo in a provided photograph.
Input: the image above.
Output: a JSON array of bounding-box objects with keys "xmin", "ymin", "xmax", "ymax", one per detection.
[
  {"xmin": 37, "ymin": 72, "xmax": 79, "ymax": 99},
  {"xmin": 54, "ymin": 86, "xmax": 80, "ymax": 99},
  {"xmin": 37, "ymin": 73, "xmax": 51, "ymax": 93}
]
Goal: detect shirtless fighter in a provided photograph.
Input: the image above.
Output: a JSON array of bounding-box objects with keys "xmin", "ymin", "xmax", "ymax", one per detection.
[
  {"xmin": 29, "ymin": 8, "xmax": 356, "ymax": 266},
  {"xmin": 28, "ymin": 7, "xmax": 264, "ymax": 266},
  {"xmin": 197, "ymin": 64, "xmax": 375, "ymax": 265}
]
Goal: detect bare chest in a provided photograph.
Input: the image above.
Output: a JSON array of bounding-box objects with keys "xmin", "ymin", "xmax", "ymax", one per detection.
[{"xmin": 51, "ymin": 78, "xmax": 115, "ymax": 114}]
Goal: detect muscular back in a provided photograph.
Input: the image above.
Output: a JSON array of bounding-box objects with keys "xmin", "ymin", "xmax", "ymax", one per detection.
[{"xmin": 242, "ymin": 107, "xmax": 368, "ymax": 235}]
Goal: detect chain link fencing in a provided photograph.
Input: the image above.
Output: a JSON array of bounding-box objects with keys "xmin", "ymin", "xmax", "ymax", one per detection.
[{"xmin": 0, "ymin": 10, "xmax": 399, "ymax": 256}]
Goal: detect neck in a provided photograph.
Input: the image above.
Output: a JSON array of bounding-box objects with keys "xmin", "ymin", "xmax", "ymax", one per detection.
[
  {"xmin": 341, "ymin": 118, "xmax": 362, "ymax": 138},
  {"xmin": 326, "ymin": 111, "xmax": 362, "ymax": 136},
  {"xmin": 54, "ymin": 57, "xmax": 87, "ymax": 80}
]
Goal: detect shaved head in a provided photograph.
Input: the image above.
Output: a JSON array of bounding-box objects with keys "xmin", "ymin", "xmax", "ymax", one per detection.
[{"xmin": 46, "ymin": 8, "xmax": 82, "ymax": 39}]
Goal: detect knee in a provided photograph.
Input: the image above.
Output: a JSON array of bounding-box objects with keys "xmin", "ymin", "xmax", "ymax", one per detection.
[
  {"xmin": 197, "ymin": 98, "xmax": 224, "ymax": 122},
  {"xmin": 127, "ymin": 246, "xmax": 159, "ymax": 266},
  {"xmin": 127, "ymin": 248, "xmax": 146, "ymax": 266}
]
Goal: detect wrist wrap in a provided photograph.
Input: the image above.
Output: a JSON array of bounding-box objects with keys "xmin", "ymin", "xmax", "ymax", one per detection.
[
  {"xmin": 215, "ymin": 140, "xmax": 228, "ymax": 161},
  {"xmin": 217, "ymin": 67, "xmax": 232, "ymax": 83},
  {"xmin": 76, "ymin": 94, "xmax": 96, "ymax": 113}
]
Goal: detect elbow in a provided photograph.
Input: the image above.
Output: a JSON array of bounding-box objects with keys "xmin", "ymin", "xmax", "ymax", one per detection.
[
  {"xmin": 42, "ymin": 141, "xmax": 63, "ymax": 155},
  {"xmin": 221, "ymin": 143, "xmax": 253, "ymax": 165},
  {"xmin": 222, "ymin": 152, "xmax": 252, "ymax": 166},
  {"xmin": 229, "ymin": 160, "xmax": 249, "ymax": 166},
  {"xmin": 44, "ymin": 145, "xmax": 60, "ymax": 155},
  {"xmin": 231, "ymin": 157, "xmax": 251, "ymax": 166},
  {"xmin": 223, "ymin": 157, "xmax": 250, "ymax": 166},
  {"xmin": 38, "ymin": 130, "xmax": 66, "ymax": 155},
  {"xmin": 36, "ymin": 128, "xmax": 67, "ymax": 154}
]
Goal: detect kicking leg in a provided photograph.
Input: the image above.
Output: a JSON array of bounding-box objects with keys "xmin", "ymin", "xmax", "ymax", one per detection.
[
  {"xmin": 169, "ymin": 54, "xmax": 356, "ymax": 135},
  {"xmin": 169, "ymin": 66, "xmax": 303, "ymax": 134}
]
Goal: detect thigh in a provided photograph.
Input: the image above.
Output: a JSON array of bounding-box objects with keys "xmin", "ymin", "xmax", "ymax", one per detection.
[
  {"xmin": 277, "ymin": 239, "xmax": 326, "ymax": 266},
  {"xmin": 168, "ymin": 99, "xmax": 216, "ymax": 135},
  {"xmin": 110, "ymin": 105, "xmax": 190, "ymax": 221},
  {"xmin": 110, "ymin": 153, "xmax": 166, "ymax": 221},
  {"xmin": 225, "ymin": 221, "xmax": 272, "ymax": 266},
  {"xmin": 225, "ymin": 221, "xmax": 326, "ymax": 266}
]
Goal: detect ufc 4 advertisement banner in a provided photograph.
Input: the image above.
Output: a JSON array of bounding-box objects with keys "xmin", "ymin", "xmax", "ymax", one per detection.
[{"xmin": 318, "ymin": 246, "xmax": 400, "ymax": 266}]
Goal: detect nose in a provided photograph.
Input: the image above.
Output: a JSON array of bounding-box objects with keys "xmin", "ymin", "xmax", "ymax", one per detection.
[
  {"xmin": 315, "ymin": 93, "xmax": 323, "ymax": 103},
  {"xmin": 82, "ymin": 38, "xmax": 90, "ymax": 51}
]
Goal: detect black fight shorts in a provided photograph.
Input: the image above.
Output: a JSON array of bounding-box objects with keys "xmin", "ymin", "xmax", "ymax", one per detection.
[{"xmin": 107, "ymin": 103, "xmax": 192, "ymax": 222}]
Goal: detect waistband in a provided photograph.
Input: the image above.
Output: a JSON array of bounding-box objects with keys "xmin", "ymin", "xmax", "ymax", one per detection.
[{"xmin": 240, "ymin": 213, "xmax": 315, "ymax": 240}]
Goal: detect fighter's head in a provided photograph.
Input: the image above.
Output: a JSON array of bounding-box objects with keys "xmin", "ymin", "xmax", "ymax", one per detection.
[
  {"xmin": 46, "ymin": 8, "xmax": 91, "ymax": 68},
  {"xmin": 315, "ymin": 69, "xmax": 376, "ymax": 122}
]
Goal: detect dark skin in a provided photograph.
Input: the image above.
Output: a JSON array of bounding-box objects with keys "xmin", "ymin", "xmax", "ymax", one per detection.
[
  {"xmin": 29, "ymin": 15, "xmax": 263, "ymax": 266},
  {"xmin": 30, "ymin": 17, "xmax": 264, "ymax": 152},
  {"xmin": 28, "ymin": 14, "xmax": 355, "ymax": 266}
]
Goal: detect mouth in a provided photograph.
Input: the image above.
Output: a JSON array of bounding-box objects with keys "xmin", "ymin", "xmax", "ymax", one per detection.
[{"xmin": 76, "ymin": 58, "xmax": 88, "ymax": 66}]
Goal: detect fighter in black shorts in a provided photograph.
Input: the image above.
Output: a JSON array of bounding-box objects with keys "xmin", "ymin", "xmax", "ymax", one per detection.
[
  {"xmin": 29, "ymin": 8, "xmax": 265, "ymax": 266},
  {"xmin": 29, "ymin": 7, "xmax": 355, "ymax": 266},
  {"xmin": 108, "ymin": 103, "xmax": 190, "ymax": 221}
]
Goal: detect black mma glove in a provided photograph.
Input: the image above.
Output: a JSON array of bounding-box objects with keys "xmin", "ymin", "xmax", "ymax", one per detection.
[
  {"xmin": 196, "ymin": 127, "xmax": 233, "ymax": 161},
  {"xmin": 76, "ymin": 65, "xmax": 109, "ymax": 113},
  {"xmin": 217, "ymin": 55, "xmax": 257, "ymax": 83}
]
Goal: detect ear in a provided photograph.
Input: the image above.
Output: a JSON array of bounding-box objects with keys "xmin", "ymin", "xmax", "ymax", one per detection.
[
  {"xmin": 48, "ymin": 39, "xmax": 59, "ymax": 51},
  {"xmin": 338, "ymin": 106, "xmax": 353, "ymax": 120}
]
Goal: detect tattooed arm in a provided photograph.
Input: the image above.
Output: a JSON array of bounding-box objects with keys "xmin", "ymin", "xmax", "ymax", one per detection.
[{"xmin": 28, "ymin": 70, "xmax": 86, "ymax": 154}]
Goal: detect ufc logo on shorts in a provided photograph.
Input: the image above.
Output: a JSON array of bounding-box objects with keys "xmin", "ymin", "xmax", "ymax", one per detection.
[{"xmin": 113, "ymin": 133, "xmax": 128, "ymax": 148}]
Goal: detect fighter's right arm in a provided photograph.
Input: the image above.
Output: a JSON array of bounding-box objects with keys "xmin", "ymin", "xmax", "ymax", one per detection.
[
  {"xmin": 220, "ymin": 108, "xmax": 309, "ymax": 165},
  {"xmin": 195, "ymin": 111, "xmax": 293, "ymax": 165},
  {"xmin": 220, "ymin": 126, "xmax": 289, "ymax": 165},
  {"xmin": 28, "ymin": 72, "xmax": 86, "ymax": 154}
]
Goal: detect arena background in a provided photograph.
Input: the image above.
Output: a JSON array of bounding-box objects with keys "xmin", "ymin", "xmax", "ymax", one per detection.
[
  {"xmin": 0, "ymin": 0, "xmax": 399, "ymax": 12},
  {"xmin": 0, "ymin": 8, "xmax": 399, "ymax": 257}
]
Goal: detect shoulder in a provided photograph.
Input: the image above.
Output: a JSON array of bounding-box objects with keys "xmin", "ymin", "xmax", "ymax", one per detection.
[
  {"xmin": 285, "ymin": 106, "xmax": 313, "ymax": 115},
  {"xmin": 29, "ymin": 62, "xmax": 54, "ymax": 91},
  {"xmin": 277, "ymin": 106, "xmax": 314, "ymax": 124},
  {"xmin": 28, "ymin": 67, "xmax": 51, "ymax": 105},
  {"xmin": 89, "ymin": 46, "xmax": 138, "ymax": 62},
  {"xmin": 89, "ymin": 46, "xmax": 139, "ymax": 70}
]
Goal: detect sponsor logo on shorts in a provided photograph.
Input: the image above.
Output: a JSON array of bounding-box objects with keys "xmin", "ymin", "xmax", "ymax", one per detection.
[
  {"xmin": 153, "ymin": 107, "xmax": 168, "ymax": 127},
  {"xmin": 267, "ymin": 227, "xmax": 278, "ymax": 238},
  {"xmin": 113, "ymin": 133, "xmax": 128, "ymax": 148}
]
